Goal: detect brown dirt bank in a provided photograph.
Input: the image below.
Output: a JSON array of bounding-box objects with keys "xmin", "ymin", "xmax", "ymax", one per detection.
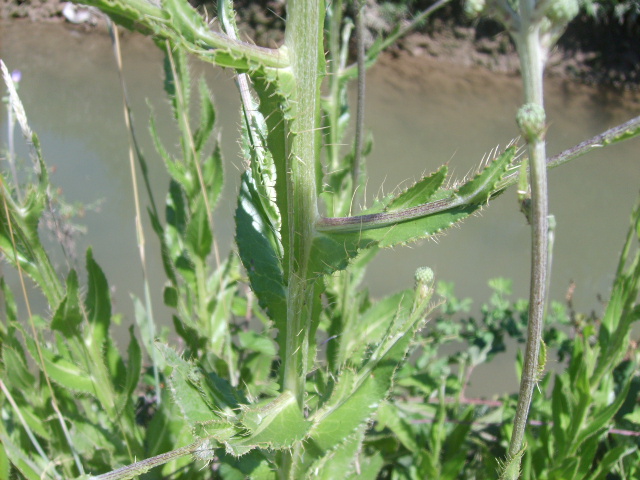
[{"xmin": 1, "ymin": 0, "xmax": 638, "ymax": 91}]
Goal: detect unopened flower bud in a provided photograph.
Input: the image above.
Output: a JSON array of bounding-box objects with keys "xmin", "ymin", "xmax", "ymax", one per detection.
[
  {"xmin": 464, "ymin": 0, "xmax": 485, "ymax": 18},
  {"xmin": 516, "ymin": 103, "xmax": 546, "ymax": 142},
  {"xmin": 546, "ymin": 0, "xmax": 579, "ymax": 25},
  {"xmin": 414, "ymin": 266, "xmax": 434, "ymax": 304}
]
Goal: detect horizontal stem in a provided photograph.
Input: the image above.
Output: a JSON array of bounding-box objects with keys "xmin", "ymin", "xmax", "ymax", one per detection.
[
  {"xmin": 317, "ymin": 197, "xmax": 457, "ymax": 233},
  {"xmin": 91, "ymin": 439, "xmax": 212, "ymax": 480},
  {"xmin": 318, "ymin": 114, "xmax": 640, "ymax": 234}
]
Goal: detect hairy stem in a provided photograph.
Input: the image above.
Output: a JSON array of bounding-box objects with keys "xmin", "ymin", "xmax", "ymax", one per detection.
[
  {"xmin": 508, "ymin": 0, "xmax": 549, "ymax": 471},
  {"xmin": 281, "ymin": 0, "xmax": 323, "ymax": 410},
  {"xmin": 353, "ymin": 0, "xmax": 366, "ymax": 191},
  {"xmin": 278, "ymin": 2, "xmax": 324, "ymax": 477}
]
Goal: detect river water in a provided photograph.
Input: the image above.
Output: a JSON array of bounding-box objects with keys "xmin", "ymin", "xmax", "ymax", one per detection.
[{"xmin": 1, "ymin": 22, "xmax": 639, "ymax": 393}]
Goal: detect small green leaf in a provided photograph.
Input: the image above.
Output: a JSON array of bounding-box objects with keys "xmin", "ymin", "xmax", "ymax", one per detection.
[
  {"xmin": 124, "ymin": 326, "xmax": 142, "ymax": 400},
  {"xmin": 85, "ymin": 248, "xmax": 111, "ymax": 347},
  {"xmin": 24, "ymin": 333, "xmax": 96, "ymax": 395},
  {"xmin": 237, "ymin": 330, "xmax": 277, "ymax": 356},
  {"xmin": 193, "ymin": 77, "xmax": 216, "ymax": 151},
  {"xmin": 230, "ymin": 391, "xmax": 311, "ymax": 453},
  {"xmin": 51, "ymin": 269, "xmax": 83, "ymax": 335},
  {"xmin": 377, "ymin": 402, "xmax": 421, "ymax": 453},
  {"xmin": 202, "ymin": 142, "xmax": 224, "ymax": 210},
  {"xmin": 387, "ymin": 166, "xmax": 447, "ymax": 211},
  {"xmin": 2, "ymin": 346, "xmax": 35, "ymax": 392},
  {"xmin": 158, "ymin": 343, "xmax": 242, "ymax": 426},
  {"xmin": 185, "ymin": 199, "xmax": 212, "ymax": 260}
]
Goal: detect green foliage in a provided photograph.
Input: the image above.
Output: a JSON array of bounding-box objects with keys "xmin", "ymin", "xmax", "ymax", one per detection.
[{"xmin": 0, "ymin": 1, "xmax": 639, "ymax": 479}]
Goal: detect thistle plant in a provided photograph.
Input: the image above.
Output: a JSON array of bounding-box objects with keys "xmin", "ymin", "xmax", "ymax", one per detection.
[{"xmin": 0, "ymin": 1, "xmax": 639, "ymax": 479}]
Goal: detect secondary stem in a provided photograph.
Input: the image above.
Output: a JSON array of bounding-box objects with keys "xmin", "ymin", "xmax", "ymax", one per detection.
[{"xmin": 508, "ymin": 0, "xmax": 549, "ymax": 466}]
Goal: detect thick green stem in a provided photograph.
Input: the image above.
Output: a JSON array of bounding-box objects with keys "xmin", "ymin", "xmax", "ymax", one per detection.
[
  {"xmin": 508, "ymin": 0, "xmax": 549, "ymax": 468},
  {"xmin": 278, "ymin": 2, "xmax": 324, "ymax": 478},
  {"xmin": 282, "ymin": 0, "xmax": 323, "ymax": 407}
]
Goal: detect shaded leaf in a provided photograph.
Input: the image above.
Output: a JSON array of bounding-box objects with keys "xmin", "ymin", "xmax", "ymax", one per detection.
[{"xmin": 51, "ymin": 269, "xmax": 83, "ymax": 335}]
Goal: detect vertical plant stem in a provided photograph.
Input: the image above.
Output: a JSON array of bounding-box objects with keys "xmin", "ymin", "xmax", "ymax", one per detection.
[
  {"xmin": 353, "ymin": 0, "xmax": 366, "ymax": 191},
  {"xmin": 326, "ymin": 0, "xmax": 344, "ymax": 174},
  {"xmin": 280, "ymin": 2, "xmax": 324, "ymax": 478},
  {"xmin": 508, "ymin": 0, "xmax": 549, "ymax": 468},
  {"xmin": 281, "ymin": 0, "xmax": 323, "ymax": 407}
]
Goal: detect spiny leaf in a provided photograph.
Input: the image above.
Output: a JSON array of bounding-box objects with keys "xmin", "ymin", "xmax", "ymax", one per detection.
[
  {"xmin": 334, "ymin": 289, "xmax": 414, "ymax": 369},
  {"xmin": 158, "ymin": 343, "xmax": 243, "ymax": 426},
  {"xmin": 303, "ymin": 423, "xmax": 368, "ymax": 479},
  {"xmin": 386, "ymin": 165, "xmax": 447, "ymax": 211},
  {"xmin": 229, "ymin": 391, "xmax": 311, "ymax": 454},
  {"xmin": 308, "ymin": 285, "xmax": 432, "ymax": 457},
  {"xmin": 312, "ymin": 147, "xmax": 515, "ymax": 276},
  {"xmin": 235, "ymin": 170, "xmax": 287, "ymax": 331}
]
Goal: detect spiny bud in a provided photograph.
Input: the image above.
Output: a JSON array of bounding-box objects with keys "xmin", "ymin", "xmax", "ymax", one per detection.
[
  {"xmin": 464, "ymin": 0, "xmax": 485, "ymax": 19},
  {"xmin": 516, "ymin": 103, "xmax": 546, "ymax": 142},
  {"xmin": 545, "ymin": 0, "xmax": 579, "ymax": 25},
  {"xmin": 414, "ymin": 266, "xmax": 435, "ymax": 305}
]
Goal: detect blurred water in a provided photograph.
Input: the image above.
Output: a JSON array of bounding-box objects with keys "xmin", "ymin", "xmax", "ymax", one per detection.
[{"xmin": 1, "ymin": 22, "xmax": 639, "ymax": 395}]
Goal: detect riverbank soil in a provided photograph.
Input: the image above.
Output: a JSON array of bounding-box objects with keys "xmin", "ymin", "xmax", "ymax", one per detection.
[{"xmin": 1, "ymin": 0, "xmax": 638, "ymax": 90}]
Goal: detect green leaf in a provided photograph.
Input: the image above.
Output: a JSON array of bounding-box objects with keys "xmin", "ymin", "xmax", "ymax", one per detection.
[
  {"xmin": 0, "ymin": 440, "xmax": 10, "ymax": 480},
  {"xmin": 574, "ymin": 380, "xmax": 631, "ymax": 449},
  {"xmin": 335, "ymin": 289, "xmax": 414, "ymax": 368},
  {"xmin": 2, "ymin": 346, "xmax": 35, "ymax": 392},
  {"xmin": 0, "ymin": 430, "xmax": 43, "ymax": 480},
  {"xmin": 23, "ymin": 332, "xmax": 97, "ymax": 395},
  {"xmin": 309, "ymin": 290, "xmax": 429, "ymax": 456},
  {"xmin": 124, "ymin": 326, "xmax": 142, "ymax": 400},
  {"xmin": 185, "ymin": 198, "xmax": 212, "ymax": 260},
  {"xmin": 229, "ymin": 391, "xmax": 311, "ymax": 454},
  {"xmin": 387, "ymin": 166, "xmax": 447, "ymax": 211},
  {"xmin": 313, "ymin": 148, "xmax": 515, "ymax": 275},
  {"xmin": 158, "ymin": 343, "xmax": 242, "ymax": 426},
  {"xmin": 202, "ymin": 142, "xmax": 224, "ymax": 211},
  {"xmin": 218, "ymin": 450, "xmax": 276, "ymax": 480},
  {"xmin": 235, "ymin": 171, "xmax": 287, "ymax": 329},
  {"xmin": 377, "ymin": 401, "xmax": 421, "ymax": 453},
  {"xmin": 51, "ymin": 269, "xmax": 83, "ymax": 335},
  {"xmin": 305, "ymin": 424, "xmax": 368, "ymax": 479},
  {"xmin": 237, "ymin": 330, "xmax": 277, "ymax": 356},
  {"xmin": 0, "ymin": 277, "xmax": 17, "ymax": 323},
  {"xmin": 193, "ymin": 77, "xmax": 216, "ymax": 149},
  {"xmin": 85, "ymin": 248, "xmax": 111, "ymax": 347},
  {"xmin": 162, "ymin": 41, "xmax": 190, "ymax": 125}
]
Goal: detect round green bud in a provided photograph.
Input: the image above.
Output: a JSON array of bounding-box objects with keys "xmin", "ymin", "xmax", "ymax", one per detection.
[
  {"xmin": 414, "ymin": 267, "xmax": 435, "ymax": 307},
  {"xmin": 516, "ymin": 103, "xmax": 546, "ymax": 142},
  {"xmin": 546, "ymin": 0, "xmax": 579, "ymax": 25},
  {"xmin": 415, "ymin": 266, "xmax": 434, "ymax": 286},
  {"xmin": 464, "ymin": 0, "xmax": 486, "ymax": 19}
]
